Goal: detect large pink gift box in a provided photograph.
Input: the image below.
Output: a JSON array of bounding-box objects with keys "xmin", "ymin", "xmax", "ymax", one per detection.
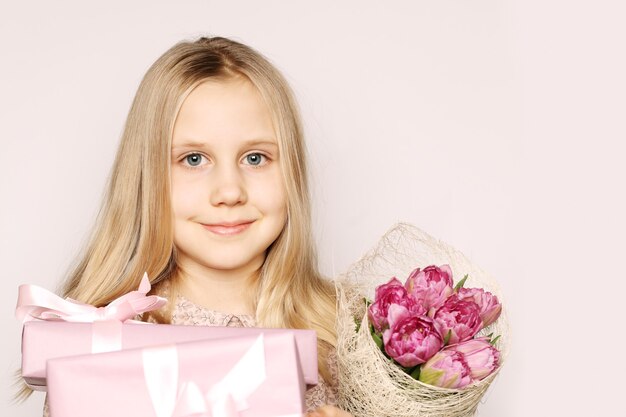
[
  {"xmin": 47, "ymin": 333, "xmax": 307, "ymax": 417},
  {"xmin": 21, "ymin": 321, "xmax": 318, "ymax": 390}
]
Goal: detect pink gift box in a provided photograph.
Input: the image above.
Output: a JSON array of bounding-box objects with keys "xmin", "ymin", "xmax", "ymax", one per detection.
[
  {"xmin": 47, "ymin": 333, "xmax": 307, "ymax": 417},
  {"xmin": 21, "ymin": 321, "xmax": 318, "ymax": 390}
]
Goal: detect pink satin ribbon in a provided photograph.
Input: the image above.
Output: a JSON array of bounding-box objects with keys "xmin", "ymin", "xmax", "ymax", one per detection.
[
  {"xmin": 15, "ymin": 272, "xmax": 166, "ymax": 323},
  {"xmin": 142, "ymin": 335, "xmax": 272, "ymax": 417},
  {"xmin": 16, "ymin": 273, "xmax": 166, "ymax": 353}
]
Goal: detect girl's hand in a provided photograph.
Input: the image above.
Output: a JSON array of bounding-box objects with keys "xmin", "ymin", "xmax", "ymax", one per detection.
[{"xmin": 307, "ymin": 405, "xmax": 354, "ymax": 417}]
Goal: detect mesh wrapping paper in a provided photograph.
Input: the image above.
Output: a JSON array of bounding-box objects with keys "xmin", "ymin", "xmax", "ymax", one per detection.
[{"xmin": 335, "ymin": 223, "xmax": 510, "ymax": 417}]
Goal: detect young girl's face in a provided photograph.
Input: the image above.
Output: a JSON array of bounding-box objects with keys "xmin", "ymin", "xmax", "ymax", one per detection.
[{"xmin": 170, "ymin": 77, "xmax": 287, "ymax": 277}]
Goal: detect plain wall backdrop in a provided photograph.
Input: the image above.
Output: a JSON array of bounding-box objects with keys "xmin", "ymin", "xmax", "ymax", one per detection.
[{"xmin": 1, "ymin": 1, "xmax": 624, "ymax": 416}]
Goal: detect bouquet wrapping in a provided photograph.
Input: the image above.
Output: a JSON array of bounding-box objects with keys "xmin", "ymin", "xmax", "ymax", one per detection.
[
  {"xmin": 47, "ymin": 333, "xmax": 307, "ymax": 417},
  {"xmin": 335, "ymin": 223, "xmax": 510, "ymax": 417}
]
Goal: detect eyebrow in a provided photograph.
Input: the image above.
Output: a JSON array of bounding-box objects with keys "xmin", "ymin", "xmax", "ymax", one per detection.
[{"xmin": 171, "ymin": 139, "xmax": 279, "ymax": 152}]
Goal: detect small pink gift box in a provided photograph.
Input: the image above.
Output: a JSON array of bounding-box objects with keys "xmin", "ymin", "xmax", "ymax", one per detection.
[
  {"xmin": 47, "ymin": 333, "xmax": 307, "ymax": 417},
  {"xmin": 21, "ymin": 321, "xmax": 318, "ymax": 390}
]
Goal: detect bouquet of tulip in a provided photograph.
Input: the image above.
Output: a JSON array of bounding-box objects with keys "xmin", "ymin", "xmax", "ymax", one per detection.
[
  {"xmin": 335, "ymin": 223, "xmax": 509, "ymax": 417},
  {"xmin": 366, "ymin": 265, "xmax": 501, "ymax": 389}
]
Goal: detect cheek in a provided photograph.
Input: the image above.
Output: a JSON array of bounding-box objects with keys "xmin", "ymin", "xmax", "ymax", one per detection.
[
  {"xmin": 250, "ymin": 174, "xmax": 287, "ymax": 214},
  {"xmin": 171, "ymin": 175, "xmax": 204, "ymax": 217}
]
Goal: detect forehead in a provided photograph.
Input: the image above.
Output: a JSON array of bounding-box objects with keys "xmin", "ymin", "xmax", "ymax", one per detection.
[{"xmin": 172, "ymin": 77, "xmax": 276, "ymax": 146}]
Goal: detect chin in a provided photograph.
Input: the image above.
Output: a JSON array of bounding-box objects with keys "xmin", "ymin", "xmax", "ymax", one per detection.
[{"xmin": 204, "ymin": 252, "xmax": 265, "ymax": 272}]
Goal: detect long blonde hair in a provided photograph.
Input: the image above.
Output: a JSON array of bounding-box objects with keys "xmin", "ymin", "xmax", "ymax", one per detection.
[{"xmin": 60, "ymin": 36, "xmax": 337, "ymax": 382}]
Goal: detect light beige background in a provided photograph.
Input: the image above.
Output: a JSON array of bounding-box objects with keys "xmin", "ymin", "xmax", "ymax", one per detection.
[{"xmin": 1, "ymin": 1, "xmax": 623, "ymax": 416}]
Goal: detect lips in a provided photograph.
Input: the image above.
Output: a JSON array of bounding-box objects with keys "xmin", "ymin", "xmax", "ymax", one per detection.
[{"xmin": 201, "ymin": 220, "xmax": 255, "ymax": 236}]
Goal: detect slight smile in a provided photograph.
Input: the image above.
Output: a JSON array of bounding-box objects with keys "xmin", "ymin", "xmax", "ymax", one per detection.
[{"xmin": 201, "ymin": 220, "xmax": 255, "ymax": 236}]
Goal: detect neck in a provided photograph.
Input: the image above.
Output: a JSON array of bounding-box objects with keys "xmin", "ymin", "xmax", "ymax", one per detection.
[{"xmin": 174, "ymin": 256, "xmax": 261, "ymax": 317}]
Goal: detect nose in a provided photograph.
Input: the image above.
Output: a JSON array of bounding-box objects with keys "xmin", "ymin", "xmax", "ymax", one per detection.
[{"xmin": 208, "ymin": 163, "xmax": 247, "ymax": 207}]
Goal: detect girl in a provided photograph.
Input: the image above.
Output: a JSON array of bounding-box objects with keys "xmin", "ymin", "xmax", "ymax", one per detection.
[{"xmin": 40, "ymin": 36, "xmax": 352, "ymax": 417}]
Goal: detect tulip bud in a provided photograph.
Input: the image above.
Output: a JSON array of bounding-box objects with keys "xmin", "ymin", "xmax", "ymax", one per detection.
[
  {"xmin": 453, "ymin": 337, "xmax": 500, "ymax": 380},
  {"xmin": 433, "ymin": 295, "xmax": 483, "ymax": 345},
  {"xmin": 368, "ymin": 278, "xmax": 423, "ymax": 332},
  {"xmin": 457, "ymin": 287, "xmax": 502, "ymax": 328},
  {"xmin": 419, "ymin": 350, "xmax": 473, "ymax": 389},
  {"xmin": 382, "ymin": 304, "xmax": 443, "ymax": 367},
  {"xmin": 405, "ymin": 265, "xmax": 454, "ymax": 311}
]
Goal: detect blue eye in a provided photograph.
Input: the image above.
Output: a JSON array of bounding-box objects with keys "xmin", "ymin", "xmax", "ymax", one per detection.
[
  {"xmin": 245, "ymin": 153, "xmax": 266, "ymax": 166},
  {"xmin": 185, "ymin": 153, "xmax": 204, "ymax": 166}
]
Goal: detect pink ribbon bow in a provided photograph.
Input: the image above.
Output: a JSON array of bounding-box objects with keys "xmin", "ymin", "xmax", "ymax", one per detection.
[
  {"xmin": 142, "ymin": 335, "xmax": 268, "ymax": 417},
  {"xmin": 15, "ymin": 272, "xmax": 166, "ymax": 323}
]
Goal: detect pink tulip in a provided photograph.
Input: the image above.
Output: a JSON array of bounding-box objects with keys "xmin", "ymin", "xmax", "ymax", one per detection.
[
  {"xmin": 453, "ymin": 337, "xmax": 500, "ymax": 380},
  {"xmin": 457, "ymin": 287, "xmax": 502, "ymax": 328},
  {"xmin": 368, "ymin": 278, "xmax": 424, "ymax": 332},
  {"xmin": 382, "ymin": 304, "xmax": 443, "ymax": 367},
  {"xmin": 405, "ymin": 265, "xmax": 454, "ymax": 311},
  {"xmin": 433, "ymin": 294, "xmax": 482, "ymax": 345},
  {"xmin": 418, "ymin": 349, "xmax": 473, "ymax": 389}
]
